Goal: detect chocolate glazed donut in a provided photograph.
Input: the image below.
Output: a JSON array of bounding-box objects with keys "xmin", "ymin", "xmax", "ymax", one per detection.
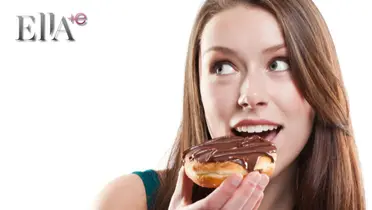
[{"xmin": 182, "ymin": 135, "xmax": 277, "ymax": 188}]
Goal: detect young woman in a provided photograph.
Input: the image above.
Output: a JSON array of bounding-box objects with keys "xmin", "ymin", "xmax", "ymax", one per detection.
[{"xmin": 98, "ymin": 0, "xmax": 365, "ymax": 209}]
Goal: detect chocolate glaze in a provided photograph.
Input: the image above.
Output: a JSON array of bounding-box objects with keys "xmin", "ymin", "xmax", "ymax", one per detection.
[{"xmin": 182, "ymin": 135, "xmax": 276, "ymax": 172}]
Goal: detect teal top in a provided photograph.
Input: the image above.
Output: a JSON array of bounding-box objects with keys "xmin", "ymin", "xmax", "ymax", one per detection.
[{"xmin": 132, "ymin": 169, "xmax": 160, "ymax": 210}]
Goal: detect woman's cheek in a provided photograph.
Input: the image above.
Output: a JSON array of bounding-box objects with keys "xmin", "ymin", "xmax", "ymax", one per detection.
[
  {"xmin": 201, "ymin": 81, "xmax": 238, "ymax": 138},
  {"xmin": 201, "ymin": 78, "xmax": 239, "ymax": 119},
  {"xmin": 210, "ymin": 79, "xmax": 239, "ymax": 108},
  {"xmin": 267, "ymin": 77, "xmax": 305, "ymax": 114}
]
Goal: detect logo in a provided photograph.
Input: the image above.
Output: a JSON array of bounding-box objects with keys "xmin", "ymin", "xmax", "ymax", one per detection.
[{"xmin": 16, "ymin": 12, "xmax": 87, "ymax": 42}]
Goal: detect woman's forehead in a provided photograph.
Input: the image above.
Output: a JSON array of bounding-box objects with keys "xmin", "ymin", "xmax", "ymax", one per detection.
[{"xmin": 200, "ymin": 5, "xmax": 286, "ymax": 56}]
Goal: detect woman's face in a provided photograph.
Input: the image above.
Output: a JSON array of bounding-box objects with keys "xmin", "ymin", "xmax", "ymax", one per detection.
[{"xmin": 199, "ymin": 5, "xmax": 315, "ymax": 177}]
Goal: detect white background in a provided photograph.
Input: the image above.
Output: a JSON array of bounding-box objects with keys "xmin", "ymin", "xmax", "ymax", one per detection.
[{"xmin": 0, "ymin": 0, "xmax": 371, "ymax": 209}]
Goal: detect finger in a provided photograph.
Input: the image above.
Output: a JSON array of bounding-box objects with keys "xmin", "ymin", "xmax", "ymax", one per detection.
[
  {"xmin": 243, "ymin": 174, "xmax": 269, "ymax": 209},
  {"xmin": 191, "ymin": 173, "xmax": 243, "ymax": 209},
  {"xmin": 221, "ymin": 171, "xmax": 261, "ymax": 210},
  {"xmin": 169, "ymin": 166, "xmax": 194, "ymax": 206},
  {"xmin": 255, "ymin": 174, "xmax": 269, "ymax": 191},
  {"xmin": 252, "ymin": 193, "xmax": 264, "ymax": 210}
]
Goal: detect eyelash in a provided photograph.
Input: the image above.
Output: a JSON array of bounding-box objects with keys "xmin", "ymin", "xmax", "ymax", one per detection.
[
  {"xmin": 210, "ymin": 60, "xmax": 236, "ymax": 74},
  {"xmin": 268, "ymin": 56, "xmax": 289, "ymax": 68},
  {"xmin": 210, "ymin": 56, "xmax": 290, "ymax": 73}
]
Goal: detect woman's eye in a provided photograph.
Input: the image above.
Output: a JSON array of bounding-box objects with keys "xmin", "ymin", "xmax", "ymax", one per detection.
[
  {"xmin": 213, "ymin": 62, "xmax": 236, "ymax": 75},
  {"xmin": 269, "ymin": 59, "xmax": 289, "ymax": 72}
]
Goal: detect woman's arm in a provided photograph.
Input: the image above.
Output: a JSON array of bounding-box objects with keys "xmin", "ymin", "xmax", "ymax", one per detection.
[{"xmin": 97, "ymin": 174, "xmax": 147, "ymax": 210}]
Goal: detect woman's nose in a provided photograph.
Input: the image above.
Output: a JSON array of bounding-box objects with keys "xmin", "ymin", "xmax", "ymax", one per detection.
[{"xmin": 237, "ymin": 75, "xmax": 268, "ymax": 110}]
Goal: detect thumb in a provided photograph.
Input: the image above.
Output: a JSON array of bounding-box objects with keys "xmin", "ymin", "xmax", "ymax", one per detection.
[{"xmin": 170, "ymin": 166, "xmax": 194, "ymax": 206}]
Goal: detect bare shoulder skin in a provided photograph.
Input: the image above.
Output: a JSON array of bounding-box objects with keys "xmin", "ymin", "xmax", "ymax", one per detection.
[{"xmin": 97, "ymin": 174, "xmax": 147, "ymax": 210}]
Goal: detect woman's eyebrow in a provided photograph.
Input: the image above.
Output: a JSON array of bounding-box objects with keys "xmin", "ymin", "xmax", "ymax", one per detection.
[
  {"xmin": 202, "ymin": 46, "xmax": 237, "ymax": 57},
  {"xmin": 202, "ymin": 46, "xmax": 245, "ymax": 65},
  {"xmin": 262, "ymin": 43, "xmax": 286, "ymax": 54},
  {"xmin": 202, "ymin": 43, "xmax": 286, "ymax": 57}
]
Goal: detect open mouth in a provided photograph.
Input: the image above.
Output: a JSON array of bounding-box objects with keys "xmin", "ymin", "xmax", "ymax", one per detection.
[{"xmin": 231, "ymin": 125, "xmax": 282, "ymax": 142}]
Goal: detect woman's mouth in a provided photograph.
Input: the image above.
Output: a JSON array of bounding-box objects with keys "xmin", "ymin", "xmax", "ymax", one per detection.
[{"xmin": 231, "ymin": 125, "xmax": 282, "ymax": 141}]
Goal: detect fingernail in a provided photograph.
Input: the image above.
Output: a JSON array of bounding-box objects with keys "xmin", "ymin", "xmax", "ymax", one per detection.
[{"xmin": 231, "ymin": 174, "xmax": 243, "ymax": 187}]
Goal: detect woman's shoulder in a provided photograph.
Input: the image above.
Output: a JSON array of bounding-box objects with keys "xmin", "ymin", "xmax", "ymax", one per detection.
[{"xmin": 97, "ymin": 169, "xmax": 163, "ymax": 210}]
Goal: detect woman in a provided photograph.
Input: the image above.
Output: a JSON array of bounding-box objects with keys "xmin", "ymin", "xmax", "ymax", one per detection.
[{"xmin": 98, "ymin": 0, "xmax": 365, "ymax": 209}]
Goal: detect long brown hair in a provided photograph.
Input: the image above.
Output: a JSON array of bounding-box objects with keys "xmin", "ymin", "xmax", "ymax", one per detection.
[{"xmin": 153, "ymin": 0, "xmax": 365, "ymax": 209}]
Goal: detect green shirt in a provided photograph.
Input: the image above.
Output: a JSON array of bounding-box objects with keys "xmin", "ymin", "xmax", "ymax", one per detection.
[{"xmin": 132, "ymin": 169, "xmax": 160, "ymax": 210}]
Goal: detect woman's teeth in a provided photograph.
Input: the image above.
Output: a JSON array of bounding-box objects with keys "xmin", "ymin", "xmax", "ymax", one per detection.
[{"xmin": 235, "ymin": 125, "xmax": 279, "ymax": 133}]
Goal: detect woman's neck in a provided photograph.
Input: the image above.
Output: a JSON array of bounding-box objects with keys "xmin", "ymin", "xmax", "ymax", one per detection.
[{"xmin": 258, "ymin": 163, "xmax": 297, "ymax": 210}]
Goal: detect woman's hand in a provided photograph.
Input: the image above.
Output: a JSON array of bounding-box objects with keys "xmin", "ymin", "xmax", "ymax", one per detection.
[{"xmin": 168, "ymin": 167, "xmax": 269, "ymax": 210}]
